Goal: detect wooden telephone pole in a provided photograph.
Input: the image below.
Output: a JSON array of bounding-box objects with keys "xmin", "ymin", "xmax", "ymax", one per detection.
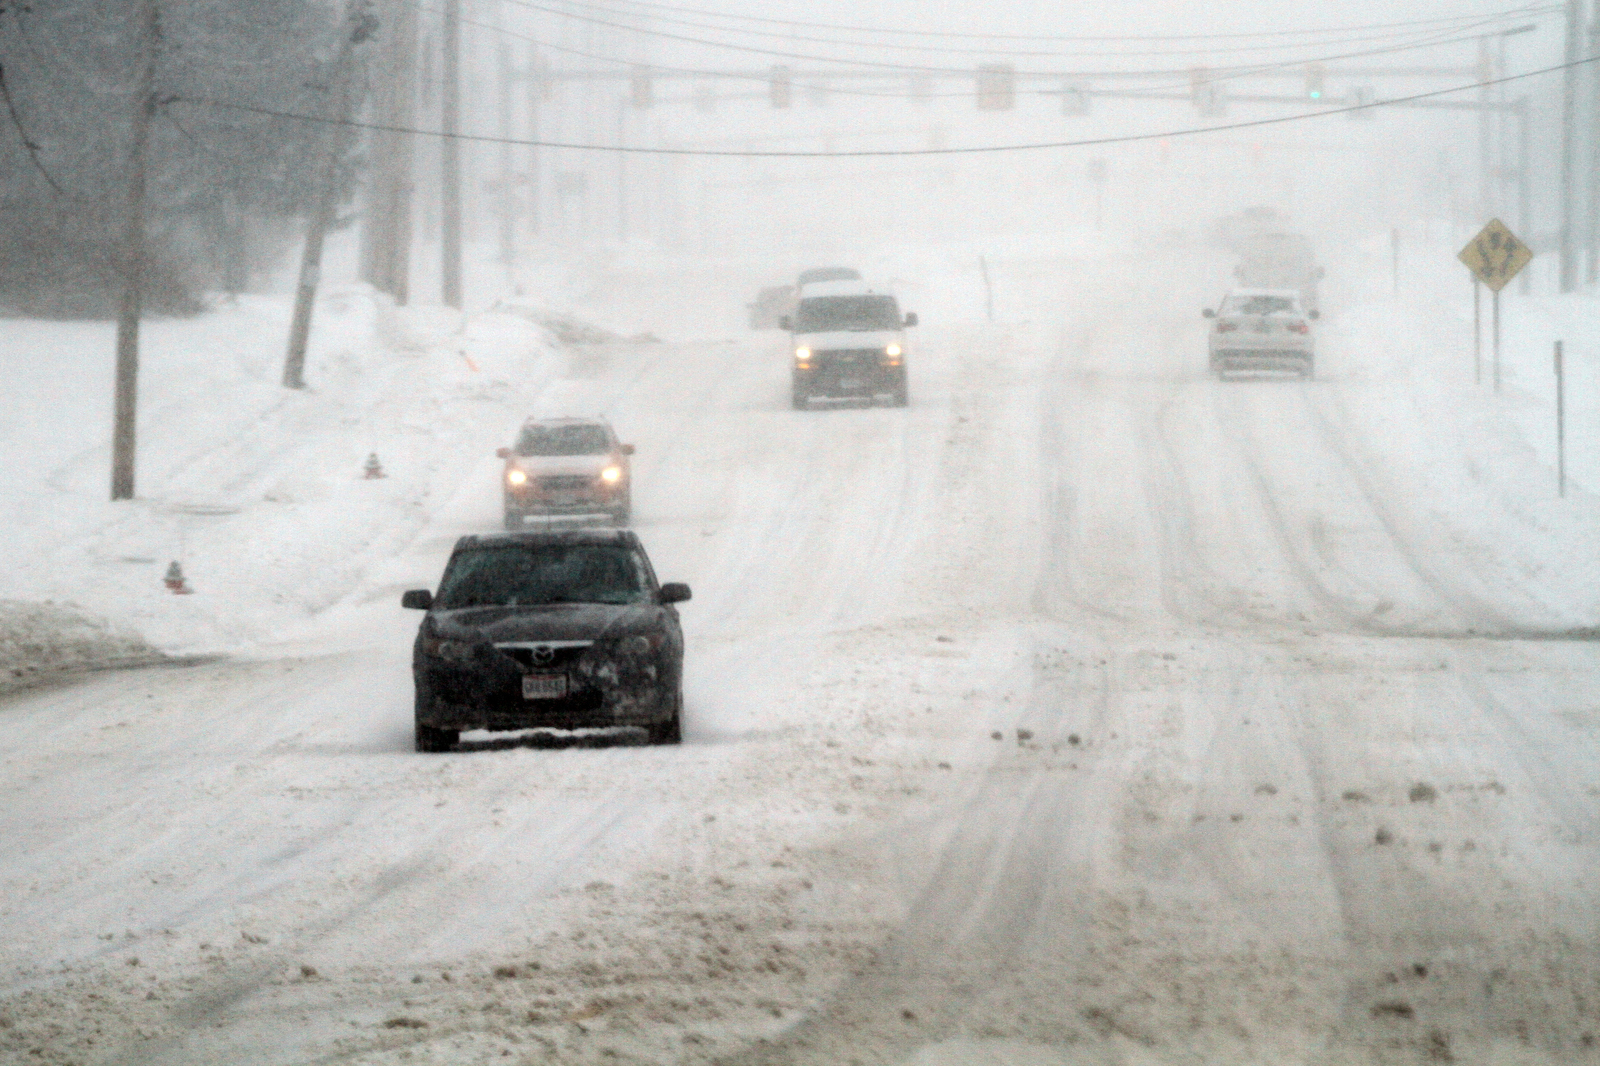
[
  {"xmin": 358, "ymin": 0, "xmax": 418, "ymax": 304},
  {"xmin": 283, "ymin": 2, "xmax": 374, "ymax": 389},
  {"xmin": 439, "ymin": 0, "xmax": 462, "ymax": 309},
  {"xmin": 111, "ymin": 0, "xmax": 159, "ymax": 501}
]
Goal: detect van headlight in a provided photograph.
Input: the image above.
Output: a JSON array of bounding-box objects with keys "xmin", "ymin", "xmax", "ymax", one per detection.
[
  {"xmin": 885, "ymin": 343, "xmax": 902, "ymax": 357},
  {"xmin": 600, "ymin": 465, "xmax": 623, "ymax": 484},
  {"xmin": 506, "ymin": 469, "xmax": 528, "ymax": 486}
]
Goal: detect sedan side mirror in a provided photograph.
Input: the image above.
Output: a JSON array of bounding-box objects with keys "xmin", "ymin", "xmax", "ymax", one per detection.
[
  {"xmin": 779, "ymin": 315, "xmax": 792, "ymax": 331},
  {"xmin": 903, "ymin": 312, "xmax": 918, "ymax": 327},
  {"xmin": 402, "ymin": 589, "xmax": 434, "ymax": 610},
  {"xmin": 1308, "ymin": 309, "xmax": 1320, "ymax": 320},
  {"xmin": 621, "ymin": 443, "xmax": 635, "ymax": 456},
  {"xmin": 1202, "ymin": 308, "xmax": 1216, "ymax": 318},
  {"xmin": 495, "ymin": 447, "xmax": 512, "ymax": 459},
  {"xmin": 659, "ymin": 582, "xmax": 692, "ymax": 605}
]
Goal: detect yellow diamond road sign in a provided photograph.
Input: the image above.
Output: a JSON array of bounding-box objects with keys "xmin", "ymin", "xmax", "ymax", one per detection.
[{"xmin": 1459, "ymin": 219, "xmax": 1532, "ymax": 292}]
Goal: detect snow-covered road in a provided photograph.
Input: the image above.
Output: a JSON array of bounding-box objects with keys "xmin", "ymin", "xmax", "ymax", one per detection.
[{"xmin": 2, "ymin": 243, "xmax": 1597, "ymax": 1066}]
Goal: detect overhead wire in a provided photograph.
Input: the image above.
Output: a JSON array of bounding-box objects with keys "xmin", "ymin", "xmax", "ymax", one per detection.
[
  {"xmin": 495, "ymin": 0, "xmax": 1547, "ymax": 60},
  {"xmin": 492, "ymin": 0, "xmax": 1530, "ymax": 77},
  {"xmin": 514, "ymin": 0, "xmax": 1556, "ymax": 44},
  {"xmin": 174, "ymin": 52, "xmax": 1596, "ymax": 159},
  {"xmin": 441, "ymin": 3, "xmax": 1539, "ymax": 106}
]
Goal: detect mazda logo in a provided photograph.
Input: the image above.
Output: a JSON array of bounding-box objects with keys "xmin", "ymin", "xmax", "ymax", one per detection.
[{"xmin": 531, "ymin": 645, "xmax": 555, "ymax": 665}]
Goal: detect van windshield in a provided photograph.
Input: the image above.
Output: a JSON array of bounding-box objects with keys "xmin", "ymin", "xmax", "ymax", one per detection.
[{"xmin": 794, "ymin": 295, "xmax": 901, "ymax": 332}]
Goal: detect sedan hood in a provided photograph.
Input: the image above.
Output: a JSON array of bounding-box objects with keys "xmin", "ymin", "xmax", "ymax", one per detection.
[
  {"xmin": 430, "ymin": 602, "xmax": 660, "ymax": 642},
  {"xmin": 792, "ymin": 329, "xmax": 902, "ymax": 350}
]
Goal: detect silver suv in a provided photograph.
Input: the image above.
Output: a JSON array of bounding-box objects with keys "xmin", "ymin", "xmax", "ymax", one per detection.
[
  {"xmin": 497, "ymin": 418, "xmax": 634, "ymax": 528},
  {"xmin": 1204, "ymin": 289, "xmax": 1317, "ymax": 380}
]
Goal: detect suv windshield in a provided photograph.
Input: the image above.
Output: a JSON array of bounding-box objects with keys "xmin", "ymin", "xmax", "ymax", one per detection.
[
  {"xmin": 1226, "ymin": 295, "xmax": 1296, "ymax": 315},
  {"xmin": 515, "ymin": 424, "xmax": 610, "ymax": 457},
  {"xmin": 436, "ymin": 545, "xmax": 651, "ymax": 608},
  {"xmin": 794, "ymin": 295, "xmax": 901, "ymax": 332},
  {"xmin": 797, "ymin": 267, "xmax": 860, "ymax": 285}
]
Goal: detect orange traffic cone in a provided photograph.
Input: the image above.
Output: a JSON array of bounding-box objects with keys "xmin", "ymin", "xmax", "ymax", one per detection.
[
  {"xmin": 363, "ymin": 453, "xmax": 386, "ymax": 479},
  {"xmin": 164, "ymin": 561, "xmax": 193, "ymax": 595}
]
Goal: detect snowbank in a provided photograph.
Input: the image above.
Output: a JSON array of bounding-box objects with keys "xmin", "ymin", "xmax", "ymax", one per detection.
[
  {"xmin": 0, "ymin": 286, "xmax": 565, "ymax": 663},
  {"xmin": 0, "ymin": 599, "xmax": 164, "ymax": 695}
]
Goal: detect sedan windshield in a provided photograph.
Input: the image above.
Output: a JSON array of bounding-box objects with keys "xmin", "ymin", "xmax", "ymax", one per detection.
[
  {"xmin": 515, "ymin": 424, "xmax": 610, "ymax": 457},
  {"xmin": 436, "ymin": 545, "xmax": 651, "ymax": 607},
  {"xmin": 1225, "ymin": 295, "xmax": 1296, "ymax": 315},
  {"xmin": 794, "ymin": 295, "xmax": 901, "ymax": 332}
]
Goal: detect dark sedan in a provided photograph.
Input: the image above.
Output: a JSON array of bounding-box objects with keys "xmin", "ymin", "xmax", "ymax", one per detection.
[{"xmin": 401, "ymin": 529, "xmax": 690, "ymax": 751}]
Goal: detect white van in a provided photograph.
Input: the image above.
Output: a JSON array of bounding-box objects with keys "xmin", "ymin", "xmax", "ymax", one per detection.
[{"xmin": 780, "ymin": 280, "xmax": 917, "ymax": 409}]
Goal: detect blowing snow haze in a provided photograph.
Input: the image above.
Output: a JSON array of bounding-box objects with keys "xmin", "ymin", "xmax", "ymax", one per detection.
[{"xmin": 1, "ymin": 1, "xmax": 1598, "ymax": 1064}]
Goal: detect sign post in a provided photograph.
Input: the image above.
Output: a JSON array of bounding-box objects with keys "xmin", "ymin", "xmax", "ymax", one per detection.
[
  {"xmin": 1555, "ymin": 340, "xmax": 1566, "ymax": 497},
  {"xmin": 1458, "ymin": 219, "xmax": 1532, "ymax": 393},
  {"xmin": 1473, "ymin": 279, "xmax": 1482, "ymax": 385}
]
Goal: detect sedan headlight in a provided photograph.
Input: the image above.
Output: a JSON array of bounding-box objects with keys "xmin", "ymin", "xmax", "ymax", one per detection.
[
  {"xmin": 506, "ymin": 468, "xmax": 528, "ymax": 485},
  {"xmin": 600, "ymin": 465, "xmax": 624, "ymax": 484},
  {"xmin": 421, "ymin": 637, "xmax": 474, "ymax": 661},
  {"xmin": 597, "ymin": 633, "xmax": 664, "ymax": 657}
]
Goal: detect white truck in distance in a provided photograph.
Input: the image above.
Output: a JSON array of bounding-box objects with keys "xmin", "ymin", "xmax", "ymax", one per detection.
[{"xmin": 781, "ymin": 280, "xmax": 916, "ymax": 409}]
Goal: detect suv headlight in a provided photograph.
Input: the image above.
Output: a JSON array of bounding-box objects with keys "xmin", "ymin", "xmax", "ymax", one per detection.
[
  {"xmin": 506, "ymin": 469, "xmax": 528, "ymax": 485},
  {"xmin": 600, "ymin": 465, "xmax": 624, "ymax": 483},
  {"xmin": 794, "ymin": 347, "xmax": 812, "ymax": 368}
]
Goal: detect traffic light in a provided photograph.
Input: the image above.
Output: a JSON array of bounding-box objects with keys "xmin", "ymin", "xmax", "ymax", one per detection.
[
  {"xmin": 1346, "ymin": 85, "xmax": 1375, "ymax": 120},
  {"xmin": 1060, "ymin": 82, "xmax": 1090, "ymax": 116},
  {"xmin": 976, "ymin": 63, "xmax": 1015, "ymax": 110},
  {"xmin": 630, "ymin": 64, "xmax": 652, "ymax": 109},
  {"xmin": 1305, "ymin": 64, "xmax": 1325, "ymax": 101},
  {"xmin": 1189, "ymin": 68, "xmax": 1225, "ymax": 117},
  {"xmin": 769, "ymin": 65, "xmax": 791, "ymax": 108}
]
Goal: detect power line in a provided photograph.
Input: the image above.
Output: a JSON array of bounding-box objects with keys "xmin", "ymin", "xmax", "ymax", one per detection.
[
  {"xmin": 517, "ymin": 0, "xmax": 1556, "ymax": 45},
  {"xmin": 496, "ymin": 0, "xmax": 1525, "ymax": 77},
  {"xmin": 175, "ymin": 52, "xmax": 1596, "ymax": 159},
  {"xmin": 452, "ymin": 5, "xmax": 1527, "ymax": 107},
  {"xmin": 500, "ymin": 0, "xmax": 1546, "ymax": 61}
]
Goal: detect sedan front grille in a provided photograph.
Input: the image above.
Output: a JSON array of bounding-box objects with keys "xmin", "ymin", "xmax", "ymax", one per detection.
[{"xmin": 495, "ymin": 641, "xmax": 594, "ymax": 669}]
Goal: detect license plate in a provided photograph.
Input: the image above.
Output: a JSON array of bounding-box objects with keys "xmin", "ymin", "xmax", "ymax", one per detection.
[{"xmin": 522, "ymin": 673, "xmax": 567, "ymax": 699}]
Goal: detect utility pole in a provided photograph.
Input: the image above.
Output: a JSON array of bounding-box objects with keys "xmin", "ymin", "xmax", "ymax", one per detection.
[
  {"xmin": 359, "ymin": 0, "xmax": 417, "ymax": 305},
  {"xmin": 1478, "ymin": 37, "xmax": 1493, "ymax": 217},
  {"xmin": 496, "ymin": 38, "xmax": 517, "ymax": 276},
  {"xmin": 439, "ymin": 0, "xmax": 463, "ymax": 309},
  {"xmin": 284, "ymin": 2, "xmax": 373, "ymax": 390},
  {"xmin": 525, "ymin": 43, "xmax": 542, "ymax": 240},
  {"xmin": 1559, "ymin": 0, "xmax": 1581, "ymax": 292},
  {"xmin": 112, "ymin": 0, "xmax": 159, "ymax": 501},
  {"xmin": 617, "ymin": 98, "xmax": 628, "ymax": 243},
  {"xmin": 1518, "ymin": 97, "xmax": 1533, "ymax": 294},
  {"xmin": 1589, "ymin": 18, "xmax": 1600, "ymax": 283}
]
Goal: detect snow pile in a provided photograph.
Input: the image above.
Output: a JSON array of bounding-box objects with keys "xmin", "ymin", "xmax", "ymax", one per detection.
[
  {"xmin": 0, "ymin": 286, "xmax": 564, "ymax": 659},
  {"xmin": 0, "ymin": 599, "xmax": 163, "ymax": 695},
  {"xmin": 1316, "ymin": 230, "xmax": 1600, "ymax": 627}
]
